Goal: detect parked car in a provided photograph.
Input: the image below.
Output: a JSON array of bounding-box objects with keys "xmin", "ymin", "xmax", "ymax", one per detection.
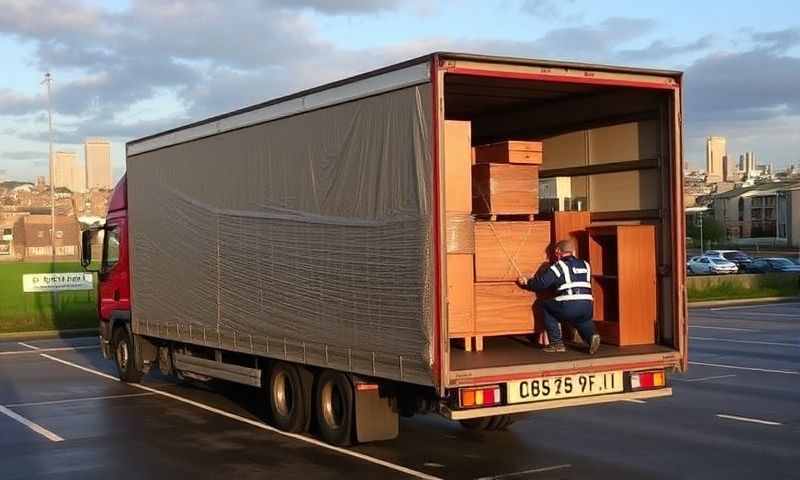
[
  {"xmin": 687, "ymin": 255, "xmax": 739, "ymax": 275},
  {"xmin": 704, "ymin": 250, "xmax": 753, "ymax": 270},
  {"xmin": 743, "ymin": 257, "xmax": 800, "ymax": 273}
]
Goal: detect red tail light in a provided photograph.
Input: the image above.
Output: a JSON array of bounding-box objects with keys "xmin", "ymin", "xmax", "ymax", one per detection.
[{"xmin": 459, "ymin": 385, "xmax": 502, "ymax": 408}]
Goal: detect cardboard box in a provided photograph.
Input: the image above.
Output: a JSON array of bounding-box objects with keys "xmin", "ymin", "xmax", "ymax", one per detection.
[
  {"xmin": 472, "ymin": 164, "xmax": 539, "ymax": 215},
  {"xmin": 447, "ymin": 254, "xmax": 475, "ymax": 336},
  {"xmin": 475, "ymin": 141, "xmax": 543, "ymax": 165},
  {"xmin": 474, "ymin": 282, "xmax": 536, "ymax": 335},
  {"xmin": 444, "ymin": 121, "xmax": 472, "ymax": 212},
  {"xmin": 474, "ymin": 221, "xmax": 551, "ymax": 281}
]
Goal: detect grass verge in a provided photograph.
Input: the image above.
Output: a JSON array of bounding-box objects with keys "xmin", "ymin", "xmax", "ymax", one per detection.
[
  {"xmin": 688, "ymin": 276, "xmax": 800, "ymax": 302},
  {"xmin": 0, "ymin": 262, "xmax": 98, "ymax": 334}
]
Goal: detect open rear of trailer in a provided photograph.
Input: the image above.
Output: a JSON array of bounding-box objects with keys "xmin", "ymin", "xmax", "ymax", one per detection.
[{"xmin": 120, "ymin": 52, "xmax": 686, "ymax": 443}]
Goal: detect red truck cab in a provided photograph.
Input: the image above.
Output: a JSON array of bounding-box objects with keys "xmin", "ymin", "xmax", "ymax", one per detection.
[{"xmin": 83, "ymin": 175, "xmax": 130, "ymax": 360}]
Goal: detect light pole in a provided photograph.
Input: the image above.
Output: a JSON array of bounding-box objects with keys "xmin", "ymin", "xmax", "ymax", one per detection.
[
  {"xmin": 699, "ymin": 211, "xmax": 704, "ymax": 253},
  {"xmin": 42, "ymin": 72, "xmax": 55, "ymax": 264}
]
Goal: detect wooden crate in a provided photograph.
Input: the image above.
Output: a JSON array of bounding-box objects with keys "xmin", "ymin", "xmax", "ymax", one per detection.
[
  {"xmin": 447, "ymin": 254, "xmax": 475, "ymax": 348},
  {"xmin": 444, "ymin": 121, "xmax": 472, "ymax": 212},
  {"xmin": 473, "ymin": 220, "xmax": 551, "ymax": 282},
  {"xmin": 474, "ymin": 282, "xmax": 536, "ymax": 338},
  {"xmin": 472, "ymin": 164, "xmax": 539, "ymax": 215},
  {"xmin": 475, "ymin": 141, "xmax": 543, "ymax": 165}
]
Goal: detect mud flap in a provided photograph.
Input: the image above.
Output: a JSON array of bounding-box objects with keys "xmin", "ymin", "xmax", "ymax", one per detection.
[{"xmin": 354, "ymin": 384, "xmax": 398, "ymax": 443}]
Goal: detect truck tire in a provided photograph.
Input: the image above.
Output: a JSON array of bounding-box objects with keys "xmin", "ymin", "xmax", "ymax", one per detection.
[
  {"xmin": 314, "ymin": 370, "xmax": 354, "ymax": 446},
  {"xmin": 112, "ymin": 327, "xmax": 143, "ymax": 383},
  {"xmin": 267, "ymin": 362, "xmax": 308, "ymax": 433}
]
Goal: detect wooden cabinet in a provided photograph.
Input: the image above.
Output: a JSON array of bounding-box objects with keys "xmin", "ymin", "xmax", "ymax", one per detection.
[
  {"xmin": 588, "ymin": 225, "xmax": 656, "ymax": 346},
  {"xmin": 473, "ymin": 220, "xmax": 550, "ymax": 282},
  {"xmin": 475, "ymin": 141, "xmax": 543, "ymax": 165},
  {"xmin": 444, "ymin": 121, "xmax": 472, "ymax": 212},
  {"xmin": 472, "ymin": 164, "xmax": 539, "ymax": 215}
]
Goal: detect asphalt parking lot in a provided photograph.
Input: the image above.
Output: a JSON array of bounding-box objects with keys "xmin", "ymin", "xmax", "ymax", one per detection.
[{"xmin": 1, "ymin": 302, "xmax": 799, "ymax": 480}]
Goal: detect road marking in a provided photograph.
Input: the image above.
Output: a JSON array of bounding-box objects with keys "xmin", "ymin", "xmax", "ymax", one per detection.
[
  {"xmin": 0, "ymin": 405, "xmax": 64, "ymax": 442},
  {"xmin": 475, "ymin": 464, "xmax": 571, "ymax": 479},
  {"xmin": 710, "ymin": 303, "xmax": 800, "ymax": 311},
  {"xmin": 0, "ymin": 346, "xmax": 99, "ymax": 356},
  {"xmin": 716, "ymin": 414, "xmax": 782, "ymax": 426},
  {"xmin": 622, "ymin": 399, "xmax": 647, "ymax": 404},
  {"xmin": 424, "ymin": 462, "xmax": 445, "ymax": 468},
  {"xmin": 690, "ymin": 325, "xmax": 756, "ymax": 332},
  {"xmin": 18, "ymin": 342, "xmax": 40, "ymax": 350},
  {"xmin": 39, "ymin": 354, "xmax": 442, "ymax": 480},
  {"xmin": 4, "ymin": 392, "xmax": 156, "ymax": 408},
  {"xmin": 690, "ymin": 336, "xmax": 800, "ymax": 348},
  {"xmin": 672, "ymin": 374, "xmax": 737, "ymax": 383},
  {"xmin": 689, "ymin": 361, "xmax": 800, "ymax": 375}
]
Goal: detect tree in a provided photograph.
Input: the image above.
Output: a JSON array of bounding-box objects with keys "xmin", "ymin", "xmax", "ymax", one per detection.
[{"xmin": 687, "ymin": 215, "xmax": 726, "ymax": 249}]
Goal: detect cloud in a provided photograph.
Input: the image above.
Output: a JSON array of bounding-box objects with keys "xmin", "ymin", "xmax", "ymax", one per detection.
[
  {"xmin": 1, "ymin": 150, "xmax": 45, "ymax": 161},
  {"xmin": 268, "ymin": 0, "xmax": 404, "ymax": 14},
  {"xmin": 618, "ymin": 35, "xmax": 713, "ymax": 61},
  {"xmin": 521, "ymin": 0, "xmax": 580, "ymax": 21},
  {"xmin": 751, "ymin": 27, "xmax": 800, "ymax": 52}
]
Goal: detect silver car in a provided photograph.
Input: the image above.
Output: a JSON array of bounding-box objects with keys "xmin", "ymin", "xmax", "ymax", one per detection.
[{"xmin": 687, "ymin": 255, "xmax": 738, "ymax": 275}]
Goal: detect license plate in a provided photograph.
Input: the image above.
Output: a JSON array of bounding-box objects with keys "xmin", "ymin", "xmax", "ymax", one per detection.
[{"xmin": 507, "ymin": 371, "xmax": 624, "ymax": 404}]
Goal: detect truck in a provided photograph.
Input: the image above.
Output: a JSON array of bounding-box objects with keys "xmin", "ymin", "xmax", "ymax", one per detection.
[{"xmin": 82, "ymin": 52, "xmax": 687, "ymax": 446}]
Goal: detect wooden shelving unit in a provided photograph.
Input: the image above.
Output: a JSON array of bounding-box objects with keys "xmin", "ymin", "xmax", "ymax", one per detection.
[{"xmin": 587, "ymin": 225, "xmax": 656, "ymax": 346}]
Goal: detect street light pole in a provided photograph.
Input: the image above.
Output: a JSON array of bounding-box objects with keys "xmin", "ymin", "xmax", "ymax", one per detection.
[
  {"xmin": 42, "ymin": 72, "xmax": 55, "ymax": 264},
  {"xmin": 699, "ymin": 212, "xmax": 704, "ymax": 253}
]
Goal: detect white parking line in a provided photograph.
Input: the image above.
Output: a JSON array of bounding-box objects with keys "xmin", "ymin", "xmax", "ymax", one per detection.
[
  {"xmin": 716, "ymin": 414, "xmax": 782, "ymax": 426},
  {"xmin": 689, "ymin": 361, "xmax": 800, "ymax": 375},
  {"xmin": 475, "ymin": 464, "xmax": 571, "ymax": 479},
  {"xmin": 4, "ymin": 392, "xmax": 156, "ymax": 408},
  {"xmin": 690, "ymin": 337, "xmax": 800, "ymax": 348},
  {"xmin": 0, "ymin": 346, "xmax": 99, "ymax": 356},
  {"xmin": 18, "ymin": 342, "xmax": 40, "ymax": 350},
  {"xmin": 0, "ymin": 405, "xmax": 64, "ymax": 442},
  {"xmin": 710, "ymin": 303, "xmax": 800, "ymax": 311},
  {"xmin": 672, "ymin": 374, "xmax": 737, "ymax": 383},
  {"xmin": 39, "ymin": 353, "xmax": 442, "ymax": 480},
  {"xmin": 690, "ymin": 325, "xmax": 756, "ymax": 332}
]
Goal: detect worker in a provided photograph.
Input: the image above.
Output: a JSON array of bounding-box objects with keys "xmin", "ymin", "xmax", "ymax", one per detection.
[{"xmin": 517, "ymin": 239, "xmax": 601, "ymax": 355}]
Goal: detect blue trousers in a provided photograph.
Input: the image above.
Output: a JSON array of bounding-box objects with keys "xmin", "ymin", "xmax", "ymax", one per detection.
[{"xmin": 540, "ymin": 298, "xmax": 596, "ymax": 345}]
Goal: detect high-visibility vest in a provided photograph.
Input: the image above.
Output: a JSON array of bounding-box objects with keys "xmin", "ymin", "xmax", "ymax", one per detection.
[{"xmin": 550, "ymin": 257, "xmax": 593, "ymax": 302}]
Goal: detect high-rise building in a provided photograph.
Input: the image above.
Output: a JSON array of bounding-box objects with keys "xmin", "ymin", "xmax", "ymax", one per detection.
[
  {"xmin": 84, "ymin": 138, "xmax": 112, "ymax": 190},
  {"xmin": 705, "ymin": 136, "xmax": 726, "ymax": 184},
  {"xmin": 744, "ymin": 151, "xmax": 756, "ymax": 178},
  {"xmin": 53, "ymin": 151, "xmax": 83, "ymax": 192},
  {"xmin": 723, "ymin": 155, "xmax": 737, "ymax": 182}
]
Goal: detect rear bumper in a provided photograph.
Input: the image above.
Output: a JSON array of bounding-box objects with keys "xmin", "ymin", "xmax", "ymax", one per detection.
[{"xmin": 442, "ymin": 387, "xmax": 672, "ymax": 420}]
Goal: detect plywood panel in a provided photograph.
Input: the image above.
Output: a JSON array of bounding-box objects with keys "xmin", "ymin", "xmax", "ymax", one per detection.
[
  {"xmin": 444, "ymin": 120, "xmax": 472, "ymax": 212},
  {"xmin": 474, "ymin": 282, "xmax": 536, "ymax": 335},
  {"xmin": 472, "ymin": 164, "xmax": 539, "ymax": 215},
  {"xmin": 542, "ymin": 130, "xmax": 587, "ymax": 170},
  {"xmin": 589, "ymin": 120, "xmax": 658, "ymax": 165},
  {"xmin": 590, "ymin": 169, "xmax": 660, "ymax": 212},
  {"xmin": 475, "ymin": 141, "xmax": 543, "ymax": 165},
  {"xmin": 474, "ymin": 221, "xmax": 550, "ymax": 281},
  {"xmin": 447, "ymin": 253, "xmax": 475, "ymax": 336}
]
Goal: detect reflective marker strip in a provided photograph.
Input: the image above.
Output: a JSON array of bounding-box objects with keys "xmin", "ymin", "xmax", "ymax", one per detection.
[{"xmin": 0, "ymin": 405, "xmax": 64, "ymax": 442}]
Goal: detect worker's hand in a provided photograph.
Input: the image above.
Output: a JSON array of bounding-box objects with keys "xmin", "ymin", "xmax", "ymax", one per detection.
[{"xmin": 517, "ymin": 276, "xmax": 528, "ymax": 287}]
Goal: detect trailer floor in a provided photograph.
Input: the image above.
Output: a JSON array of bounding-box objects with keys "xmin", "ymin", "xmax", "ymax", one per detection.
[{"xmin": 449, "ymin": 335, "xmax": 674, "ymax": 371}]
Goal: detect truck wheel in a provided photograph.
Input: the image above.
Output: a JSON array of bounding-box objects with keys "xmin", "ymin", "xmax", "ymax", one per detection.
[
  {"xmin": 112, "ymin": 327, "xmax": 143, "ymax": 383},
  {"xmin": 267, "ymin": 362, "xmax": 308, "ymax": 433},
  {"xmin": 315, "ymin": 370, "xmax": 354, "ymax": 446}
]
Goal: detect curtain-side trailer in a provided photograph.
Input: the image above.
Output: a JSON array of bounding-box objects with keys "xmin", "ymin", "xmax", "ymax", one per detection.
[{"xmin": 82, "ymin": 52, "xmax": 687, "ymax": 446}]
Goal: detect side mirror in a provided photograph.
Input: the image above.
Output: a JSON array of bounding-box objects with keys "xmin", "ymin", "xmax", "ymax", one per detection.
[{"xmin": 81, "ymin": 228, "xmax": 99, "ymax": 270}]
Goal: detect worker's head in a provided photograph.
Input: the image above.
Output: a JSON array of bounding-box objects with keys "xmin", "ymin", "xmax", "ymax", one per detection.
[{"xmin": 554, "ymin": 239, "xmax": 575, "ymax": 258}]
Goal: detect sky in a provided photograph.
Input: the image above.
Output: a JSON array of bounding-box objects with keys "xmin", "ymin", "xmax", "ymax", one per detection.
[{"xmin": 1, "ymin": 0, "xmax": 799, "ymax": 182}]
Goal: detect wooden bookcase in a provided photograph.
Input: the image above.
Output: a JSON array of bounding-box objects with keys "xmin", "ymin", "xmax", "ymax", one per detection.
[{"xmin": 587, "ymin": 225, "xmax": 656, "ymax": 346}]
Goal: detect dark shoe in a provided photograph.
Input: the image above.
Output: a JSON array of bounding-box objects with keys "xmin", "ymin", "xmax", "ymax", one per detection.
[
  {"xmin": 588, "ymin": 334, "xmax": 601, "ymax": 355},
  {"xmin": 542, "ymin": 343, "xmax": 566, "ymax": 353}
]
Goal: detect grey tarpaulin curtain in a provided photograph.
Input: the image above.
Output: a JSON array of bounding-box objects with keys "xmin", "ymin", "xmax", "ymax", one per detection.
[{"xmin": 127, "ymin": 84, "xmax": 435, "ymax": 385}]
